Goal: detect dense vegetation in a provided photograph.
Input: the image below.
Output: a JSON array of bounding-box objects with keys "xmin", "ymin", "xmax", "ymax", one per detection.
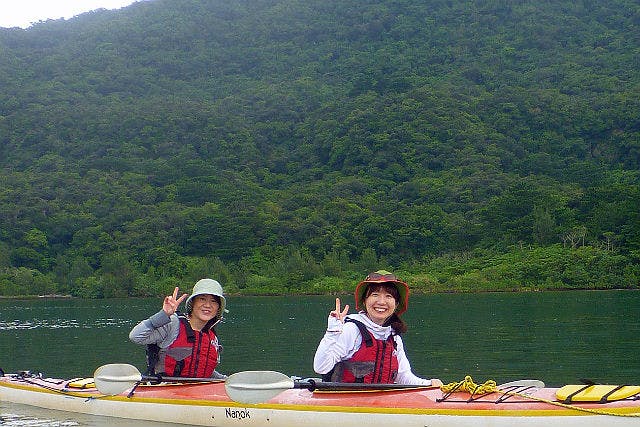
[{"xmin": 0, "ymin": 0, "xmax": 638, "ymax": 297}]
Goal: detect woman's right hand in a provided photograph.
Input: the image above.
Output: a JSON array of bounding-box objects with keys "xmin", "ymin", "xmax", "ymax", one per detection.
[
  {"xmin": 163, "ymin": 286, "xmax": 188, "ymax": 316},
  {"xmin": 330, "ymin": 297, "xmax": 349, "ymax": 323}
]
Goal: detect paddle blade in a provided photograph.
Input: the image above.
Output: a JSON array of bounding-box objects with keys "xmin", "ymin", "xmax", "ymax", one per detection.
[
  {"xmin": 94, "ymin": 363, "xmax": 143, "ymax": 396},
  {"xmin": 225, "ymin": 370, "xmax": 295, "ymax": 404},
  {"xmin": 498, "ymin": 379, "xmax": 545, "ymax": 390}
]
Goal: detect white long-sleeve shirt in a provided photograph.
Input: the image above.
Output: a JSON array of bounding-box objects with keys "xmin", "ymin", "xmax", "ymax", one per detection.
[{"xmin": 313, "ymin": 312, "xmax": 432, "ymax": 385}]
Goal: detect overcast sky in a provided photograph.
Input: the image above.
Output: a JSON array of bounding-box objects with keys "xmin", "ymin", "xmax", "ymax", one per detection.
[{"xmin": 0, "ymin": 1, "xmax": 142, "ymax": 29}]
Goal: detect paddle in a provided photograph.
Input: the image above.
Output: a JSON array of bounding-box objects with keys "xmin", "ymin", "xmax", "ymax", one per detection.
[
  {"xmin": 224, "ymin": 371, "xmax": 546, "ymax": 405},
  {"xmin": 93, "ymin": 363, "xmax": 224, "ymax": 396},
  {"xmin": 498, "ymin": 379, "xmax": 546, "ymax": 389},
  {"xmin": 225, "ymin": 371, "xmax": 442, "ymax": 404}
]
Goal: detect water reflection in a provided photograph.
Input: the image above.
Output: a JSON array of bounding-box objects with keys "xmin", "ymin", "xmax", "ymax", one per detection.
[
  {"xmin": 0, "ymin": 319, "xmax": 133, "ymax": 330},
  {"xmin": 0, "ymin": 411, "xmax": 79, "ymax": 427},
  {"xmin": 0, "ymin": 402, "xmax": 178, "ymax": 427}
]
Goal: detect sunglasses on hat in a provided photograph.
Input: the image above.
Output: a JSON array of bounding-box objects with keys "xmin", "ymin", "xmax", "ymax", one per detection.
[{"xmin": 364, "ymin": 271, "xmax": 398, "ymax": 282}]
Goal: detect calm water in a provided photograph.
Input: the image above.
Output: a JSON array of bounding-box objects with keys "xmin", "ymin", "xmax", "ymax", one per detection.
[{"xmin": 1, "ymin": 290, "xmax": 639, "ymax": 425}]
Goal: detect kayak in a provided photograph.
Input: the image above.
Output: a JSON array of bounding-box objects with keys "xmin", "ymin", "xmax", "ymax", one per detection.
[{"xmin": 1, "ymin": 364, "xmax": 639, "ymax": 427}]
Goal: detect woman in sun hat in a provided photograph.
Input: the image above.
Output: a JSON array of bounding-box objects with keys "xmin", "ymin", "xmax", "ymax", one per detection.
[
  {"xmin": 129, "ymin": 278, "xmax": 227, "ymax": 378},
  {"xmin": 314, "ymin": 270, "xmax": 442, "ymax": 386}
]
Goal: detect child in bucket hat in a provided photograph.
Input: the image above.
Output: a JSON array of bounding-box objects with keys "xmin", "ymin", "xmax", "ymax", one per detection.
[
  {"xmin": 184, "ymin": 278, "xmax": 228, "ymax": 322},
  {"xmin": 129, "ymin": 278, "xmax": 227, "ymax": 379}
]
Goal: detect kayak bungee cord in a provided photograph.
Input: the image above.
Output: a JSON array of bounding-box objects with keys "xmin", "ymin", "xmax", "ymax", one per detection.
[{"xmin": 439, "ymin": 375, "xmax": 640, "ymax": 418}]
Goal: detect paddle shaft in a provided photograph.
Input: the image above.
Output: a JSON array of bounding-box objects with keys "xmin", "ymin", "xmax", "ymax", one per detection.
[
  {"xmin": 140, "ymin": 374, "xmax": 221, "ymax": 384},
  {"xmin": 296, "ymin": 379, "xmax": 435, "ymax": 392}
]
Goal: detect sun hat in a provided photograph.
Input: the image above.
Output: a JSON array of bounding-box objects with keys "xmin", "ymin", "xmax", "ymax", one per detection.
[
  {"xmin": 354, "ymin": 270, "xmax": 410, "ymax": 315},
  {"xmin": 184, "ymin": 278, "xmax": 227, "ymax": 320}
]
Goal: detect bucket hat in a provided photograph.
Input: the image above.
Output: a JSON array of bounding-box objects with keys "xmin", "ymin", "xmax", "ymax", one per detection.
[
  {"xmin": 185, "ymin": 278, "xmax": 227, "ymax": 320},
  {"xmin": 355, "ymin": 270, "xmax": 410, "ymax": 315}
]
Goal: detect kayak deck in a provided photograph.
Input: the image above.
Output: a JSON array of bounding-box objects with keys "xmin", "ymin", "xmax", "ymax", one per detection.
[{"xmin": 1, "ymin": 371, "xmax": 639, "ymax": 427}]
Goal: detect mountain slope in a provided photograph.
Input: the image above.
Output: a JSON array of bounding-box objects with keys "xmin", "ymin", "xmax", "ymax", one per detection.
[{"xmin": 0, "ymin": 0, "xmax": 638, "ymax": 296}]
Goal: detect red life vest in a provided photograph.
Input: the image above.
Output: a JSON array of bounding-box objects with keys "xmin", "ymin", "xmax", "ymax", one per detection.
[
  {"xmin": 163, "ymin": 316, "xmax": 220, "ymax": 377},
  {"xmin": 331, "ymin": 318, "xmax": 399, "ymax": 383}
]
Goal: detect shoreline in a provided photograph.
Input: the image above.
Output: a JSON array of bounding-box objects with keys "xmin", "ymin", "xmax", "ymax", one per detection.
[{"xmin": 0, "ymin": 287, "xmax": 637, "ymax": 300}]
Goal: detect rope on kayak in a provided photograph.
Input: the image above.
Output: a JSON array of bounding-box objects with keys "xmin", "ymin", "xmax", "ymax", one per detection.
[
  {"xmin": 440, "ymin": 375, "xmax": 640, "ymax": 418},
  {"xmin": 440, "ymin": 375, "xmax": 498, "ymax": 396}
]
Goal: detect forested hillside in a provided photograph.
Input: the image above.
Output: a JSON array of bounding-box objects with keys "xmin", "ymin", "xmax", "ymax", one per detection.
[{"xmin": 1, "ymin": 0, "xmax": 638, "ymax": 297}]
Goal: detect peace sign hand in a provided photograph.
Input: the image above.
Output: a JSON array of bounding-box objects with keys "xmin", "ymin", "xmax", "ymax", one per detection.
[
  {"xmin": 163, "ymin": 286, "xmax": 188, "ymax": 316},
  {"xmin": 330, "ymin": 298, "xmax": 349, "ymax": 323}
]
